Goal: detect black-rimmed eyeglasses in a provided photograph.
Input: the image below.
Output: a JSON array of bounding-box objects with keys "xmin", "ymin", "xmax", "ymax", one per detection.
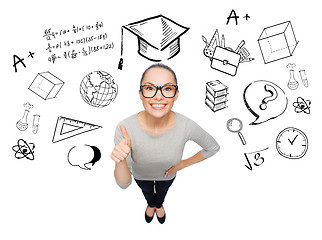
[{"xmin": 140, "ymin": 84, "xmax": 178, "ymax": 98}]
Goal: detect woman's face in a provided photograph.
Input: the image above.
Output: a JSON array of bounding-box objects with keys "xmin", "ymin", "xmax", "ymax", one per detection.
[{"xmin": 139, "ymin": 67, "xmax": 179, "ymax": 119}]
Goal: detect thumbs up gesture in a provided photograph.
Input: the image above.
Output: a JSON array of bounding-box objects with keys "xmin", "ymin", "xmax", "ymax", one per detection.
[{"xmin": 110, "ymin": 125, "xmax": 132, "ymax": 163}]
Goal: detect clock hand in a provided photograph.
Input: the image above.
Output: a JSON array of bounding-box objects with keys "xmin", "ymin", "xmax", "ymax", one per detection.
[{"xmin": 289, "ymin": 134, "xmax": 298, "ymax": 145}]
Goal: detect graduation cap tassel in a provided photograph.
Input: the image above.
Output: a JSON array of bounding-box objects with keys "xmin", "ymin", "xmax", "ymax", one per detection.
[
  {"xmin": 118, "ymin": 27, "xmax": 124, "ymax": 70},
  {"xmin": 118, "ymin": 58, "xmax": 123, "ymax": 70}
]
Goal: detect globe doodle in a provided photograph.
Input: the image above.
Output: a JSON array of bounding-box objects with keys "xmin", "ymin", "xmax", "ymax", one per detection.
[{"xmin": 80, "ymin": 71, "xmax": 118, "ymax": 108}]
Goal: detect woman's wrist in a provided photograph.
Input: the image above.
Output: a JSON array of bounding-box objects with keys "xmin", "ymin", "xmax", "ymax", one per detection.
[
  {"xmin": 179, "ymin": 160, "xmax": 187, "ymax": 170},
  {"xmin": 180, "ymin": 151, "xmax": 207, "ymax": 169}
]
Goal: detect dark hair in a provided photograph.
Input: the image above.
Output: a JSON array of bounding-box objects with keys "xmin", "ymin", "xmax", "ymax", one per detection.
[{"xmin": 140, "ymin": 63, "xmax": 177, "ymax": 85}]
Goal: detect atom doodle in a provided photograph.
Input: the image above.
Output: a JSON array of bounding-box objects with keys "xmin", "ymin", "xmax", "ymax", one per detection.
[
  {"xmin": 293, "ymin": 97, "xmax": 311, "ymax": 114},
  {"xmin": 12, "ymin": 139, "xmax": 35, "ymax": 160}
]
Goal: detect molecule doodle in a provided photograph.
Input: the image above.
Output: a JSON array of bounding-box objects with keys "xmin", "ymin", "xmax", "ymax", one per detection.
[
  {"xmin": 12, "ymin": 139, "xmax": 35, "ymax": 160},
  {"xmin": 293, "ymin": 97, "xmax": 311, "ymax": 114}
]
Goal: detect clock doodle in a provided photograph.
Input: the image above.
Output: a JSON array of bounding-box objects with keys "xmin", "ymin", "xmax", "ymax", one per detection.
[{"xmin": 276, "ymin": 127, "xmax": 308, "ymax": 159}]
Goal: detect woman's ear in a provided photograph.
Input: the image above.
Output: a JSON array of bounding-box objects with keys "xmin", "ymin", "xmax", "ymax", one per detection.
[
  {"xmin": 174, "ymin": 89, "xmax": 179, "ymax": 101},
  {"xmin": 139, "ymin": 89, "xmax": 143, "ymax": 100}
]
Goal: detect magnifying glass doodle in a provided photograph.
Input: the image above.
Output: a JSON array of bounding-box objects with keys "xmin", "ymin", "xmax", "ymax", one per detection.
[{"xmin": 226, "ymin": 118, "xmax": 246, "ymax": 145}]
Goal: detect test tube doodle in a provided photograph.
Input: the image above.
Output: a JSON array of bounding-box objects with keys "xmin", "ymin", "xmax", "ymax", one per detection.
[
  {"xmin": 299, "ymin": 70, "xmax": 308, "ymax": 87},
  {"xmin": 32, "ymin": 115, "xmax": 40, "ymax": 134}
]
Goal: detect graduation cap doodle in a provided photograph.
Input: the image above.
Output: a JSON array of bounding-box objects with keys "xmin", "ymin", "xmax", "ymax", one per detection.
[{"xmin": 118, "ymin": 15, "xmax": 189, "ymax": 69}]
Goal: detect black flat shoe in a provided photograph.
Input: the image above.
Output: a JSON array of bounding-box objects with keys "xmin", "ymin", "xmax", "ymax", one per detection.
[
  {"xmin": 145, "ymin": 207, "xmax": 155, "ymax": 223},
  {"xmin": 156, "ymin": 207, "xmax": 166, "ymax": 224},
  {"xmin": 157, "ymin": 213, "xmax": 166, "ymax": 224}
]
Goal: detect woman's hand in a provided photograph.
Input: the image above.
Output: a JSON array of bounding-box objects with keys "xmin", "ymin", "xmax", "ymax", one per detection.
[
  {"xmin": 165, "ymin": 161, "xmax": 185, "ymax": 177},
  {"xmin": 110, "ymin": 125, "xmax": 131, "ymax": 163},
  {"xmin": 165, "ymin": 151, "xmax": 208, "ymax": 177}
]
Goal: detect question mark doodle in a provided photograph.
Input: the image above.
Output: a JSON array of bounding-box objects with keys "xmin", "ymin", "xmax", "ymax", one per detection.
[{"xmin": 259, "ymin": 84, "xmax": 278, "ymax": 110}]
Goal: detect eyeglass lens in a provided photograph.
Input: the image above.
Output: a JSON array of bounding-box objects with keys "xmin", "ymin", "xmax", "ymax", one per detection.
[{"xmin": 141, "ymin": 85, "xmax": 177, "ymax": 98}]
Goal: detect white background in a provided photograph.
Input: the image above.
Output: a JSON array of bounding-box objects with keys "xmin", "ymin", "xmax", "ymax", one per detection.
[{"xmin": 1, "ymin": 0, "xmax": 321, "ymax": 239}]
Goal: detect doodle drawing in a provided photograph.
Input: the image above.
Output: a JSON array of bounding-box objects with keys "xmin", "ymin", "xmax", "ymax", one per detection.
[
  {"xmin": 12, "ymin": 139, "xmax": 35, "ymax": 160},
  {"xmin": 52, "ymin": 116, "xmax": 102, "ymax": 143},
  {"xmin": 202, "ymin": 30, "xmax": 254, "ymax": 76},
  {"xmin": 205, "ymin": 80, "xmax": 228, "ymax": 113},
  {"xmin": 29, "ymin": 71, "xmax": 64, "ymax": 100},
  {"xmin": 12, "ymin": 51, "xmax": 34, "ymax": 73},
  {"xmin": 119, "ymin": 14, "xmax": 189, "ymax": 69},
  {"xmin": 276, "ymin": 127, "xmax": 308, "ymax": 159},
  {"xmin": 80, "ymin": 71, "xmax": 118, "ymax": 108},
  {"xmin": 286, "ymin": 63, "xmax": 299, "ymax": 90},
  {"xmin": 16, "ymin": 109, "xmax": 30, "ymax": 131},
  {"xmin": 16, "ymin": 102, "xmax": 33, "ymax": 131},
  {"xmin": 32, "ymin": 115, "xmax": 40, "ymax": 134},
  {"xmin": 211, "ymin": 46, "xmax": 241, "ymax": 76},
  {"xmin": 243, "ymin": 80, "xmax": 288, "ymax": 125},
  {"xmin": 244, "ymin": 147, "xmax": 269, "ymax": 170},
  {"xmin": 293, "ymin": 97, "xmax": 311, "ymax": 114},
  {"xmin": 67, "ymin": 145, "xmax": 101, "ymax": 170},
  {"xmin": 226, "ymin": 118, "xmax": 246, "ymax": 145},
  {"xmin": 258, "ymin": 21, "xmax": 298, "ymax": 64},
  {"xmin": 299, "ymin": 69, "xmax": 308, "ymax": 87}
]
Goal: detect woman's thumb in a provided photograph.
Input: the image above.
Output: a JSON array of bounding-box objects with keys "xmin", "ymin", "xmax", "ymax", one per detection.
[{"xmin": 120, "ymin": 125, "xmax": 131, "ymax": 146}]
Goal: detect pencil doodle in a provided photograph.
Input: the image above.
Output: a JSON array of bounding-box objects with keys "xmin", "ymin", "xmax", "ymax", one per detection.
[
  {"xmin": 12, "ymin": 139, "xmax": 35, "ymax": 160},
  {"xmin": 43, "ymin": 22, "xmax": 114, "ymax": 64},
  {"xmin": 258, "ymin": 21, "xmax": 298, "ymax": 64},
  {"xmin": 52, "ymin": 116, "xmax": 102, "ymax": 143},
  {"xmin": 118, "ymin": 14, "xmax": 189, "ymax": 69},
  {"xmin": 244, "ymin": 147, "xmax": 269, "ymax": 170},
  {"xmin": 226, "ymin": 118, "xmax": 246, "ymax": 145},
  {"xmin": 205, "ymin": 80, "xmax": 228, "ymax": 113},
  {"xmin": 293, "ymin": 97, "xmax": 311, "ymax": 114},
  {"xmin": 16, "ymin": 103, "xmax": 33, "ymax": 131},
  {"xmin": 276, "ymin": 127, "xmax": 308, "ymax": 159},
  {"xmin": 67, "ymin": 145, "xmax": 101, "ymax": 170},
  {"xmin": 243, "ymin": 80, "xmax": 288, "ymax": 125},
  {"xmin": 202, "ymin": 29, "xmax": 254, "ymax": 76},
  {"xmin": 80, "ymin": 71, "xmax": 118, "ymax": 108},
  {"xmin": 29, "ymin": 71, "xmax": 64, "ymax": 100}
]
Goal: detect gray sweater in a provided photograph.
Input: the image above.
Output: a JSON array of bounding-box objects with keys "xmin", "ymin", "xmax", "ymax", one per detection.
[{"xmin": 114, "ymin": 112, "xmax": 220, "ymax": 188}]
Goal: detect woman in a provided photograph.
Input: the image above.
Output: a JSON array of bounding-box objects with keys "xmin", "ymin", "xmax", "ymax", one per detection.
[{"xmin": 110, "ymin": 63, "xmax": 220, "ymax": 224}]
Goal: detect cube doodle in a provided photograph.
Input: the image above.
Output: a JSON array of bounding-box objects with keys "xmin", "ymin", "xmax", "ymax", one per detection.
[{"xmin": 258, "ymin": 21, "xmax": 298, "ymax": 64}]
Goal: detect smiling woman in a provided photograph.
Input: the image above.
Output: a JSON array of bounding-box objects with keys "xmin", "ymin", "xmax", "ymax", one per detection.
[{"xmin": 110, "ymin": 63, "xmax": 220, "ymax": 224}]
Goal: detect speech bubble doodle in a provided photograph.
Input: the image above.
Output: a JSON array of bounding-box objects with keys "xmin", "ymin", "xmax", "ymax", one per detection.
[
  {"xmin": 243, "ymin": 80, "xmax": 288, "ymax": 125},
  {"xmin": 67, "ymin": 145, "xmax": 101, "ymax": 170}
]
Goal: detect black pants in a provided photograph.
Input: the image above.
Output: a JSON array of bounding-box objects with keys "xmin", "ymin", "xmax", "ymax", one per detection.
[{"xmin": 135, "ymin": 177, "xmax": 175, "ymax": 208}]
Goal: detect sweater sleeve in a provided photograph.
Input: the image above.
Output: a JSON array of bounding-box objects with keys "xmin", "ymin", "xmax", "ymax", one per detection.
[
  {"xmin": 114, "ymin": 123, "xmax": 132, "ymax": 189},
  {"xmin": 187, "ymin": 119, "xmax": 220, "ymax": 158}
]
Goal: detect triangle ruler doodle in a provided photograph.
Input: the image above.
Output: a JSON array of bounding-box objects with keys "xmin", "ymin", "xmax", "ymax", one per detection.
[{"xmin": 52, "ymin": 116, "xmax": 102, "ymax": 143}]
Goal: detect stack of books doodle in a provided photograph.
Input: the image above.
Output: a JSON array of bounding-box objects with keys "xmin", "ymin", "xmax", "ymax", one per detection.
[{"xmin": 205, "ymin": 80, "xmax": 228, "ymax": 113}]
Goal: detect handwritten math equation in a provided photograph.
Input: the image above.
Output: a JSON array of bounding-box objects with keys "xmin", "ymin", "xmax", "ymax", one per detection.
[
  {"xmin": 243, "ymin": 148, "xmax": 268, "ymax": 171},
  {"xmin": 42, "ymin": 22, "xmax": 114, "ymax": 63}
]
